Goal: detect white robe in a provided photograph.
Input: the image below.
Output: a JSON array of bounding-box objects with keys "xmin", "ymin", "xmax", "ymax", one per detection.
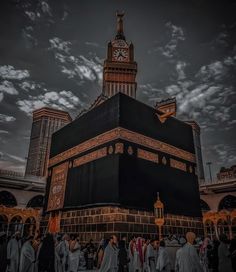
[
  {"xmin": 34, "ymin": 242, "xmax": 42, "ymax": 272},
  {"xmin": 146, "ymin": 244, "xmax": 156, "ymax": 272},
  {"xmin": 128, "ymin": 241, "xmax": 134, "ymax": 272},
  {"xmin": 156, "ymin": 246, "xmax": 171, "ymax": 272},
  {"xmin": 58, "ymin": 240, "xmax": 70, "ymax": 272},
  {"xmin": 7, "ymin": 238, "xmax": 21, "ymax": 272},
  {"xmin": 175, "ymin": 243, "xmax": 203, "ymax": 272},
  {"xmin": 19, "ymin": 241, "xmax": 35, "ymax": 272},
  {"xmin": 69, "ymin": 241, "xmax": 81, "ymax": 272},
  {"xmin": 133, "ymin": 247, "xmax": 142, "ymax": 271},
  {"xmin": 55, "ymin": 241, "xmax": 64, "ymax": 272},
  {"xmin": 142, "ymin": 245, "xmax": 148, "ymax": 272},
  {"xmin": 175, "ymin": 247, "xmax": 182, "ymax": 272},
  {"xmin": 99, "ymin": 243, "xmax": 119, "ymax": 272}
]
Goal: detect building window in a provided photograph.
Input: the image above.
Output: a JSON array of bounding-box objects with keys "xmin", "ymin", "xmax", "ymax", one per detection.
[
  {"xmin": 27, "ymin": 195, "xmax": 44, "ymax": 208},
  {"xmin": 218, "ymin": 195, "xmax": 236, "ymax": 211},
  {"xmin": 200, "ymin": 199, "xmax": 210, "ymax": 212},
  {"xmin": 0, "ymin": 191, "xmax": 17, "ymax": 207}
]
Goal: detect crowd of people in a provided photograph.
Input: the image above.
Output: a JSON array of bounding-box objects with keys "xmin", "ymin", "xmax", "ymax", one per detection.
[
  {"xmin": 98, "ymin": 232, "xmax": 236, "ymax": 272},
  {"xmin": 0, "ymin": 231, "xmax": 93, "ymax": 272},
  {"xmin": 0, "ymin": 230, "xmax": 236, "ymax": 272}
]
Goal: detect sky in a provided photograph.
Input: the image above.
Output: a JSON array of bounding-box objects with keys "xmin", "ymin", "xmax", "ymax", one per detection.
[{"xmin": 0, "ymin": 0, "xmax": 235, "ymax": 180}]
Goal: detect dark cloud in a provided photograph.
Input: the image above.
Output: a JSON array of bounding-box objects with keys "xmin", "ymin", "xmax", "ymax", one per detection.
[{"xmin": 0, "ymin": 0, "xmax": 236, "ymax": 179}]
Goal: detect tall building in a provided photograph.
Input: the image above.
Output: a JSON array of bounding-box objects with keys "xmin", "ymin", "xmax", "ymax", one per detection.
[
  {"xmin": 102, "ymin": 12, "xmax": 137, "ymax": 98},
  {"xmin": 186, "ymin": 121, "xmax": 205, "ymax": 182},
  {"xmin": 42, "ymin": 13, "xmax": 203, "ymax": 240},
  {"xmin": 25, "ymin": 108, "xmax": 72, "ymax": 177}
]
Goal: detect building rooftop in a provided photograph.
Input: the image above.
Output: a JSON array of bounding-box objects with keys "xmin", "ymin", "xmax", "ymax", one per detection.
[
  {"xmin": 33, "ymin": 107, "xmax": 72, "ymax": 122},
  {"xmin": 0, "ymin": 169, "xmax": 46, "ymax": 193}
]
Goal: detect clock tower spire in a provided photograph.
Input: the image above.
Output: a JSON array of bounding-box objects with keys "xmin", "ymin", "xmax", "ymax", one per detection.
[
  {"xmin": 102, "ymin": 12, "xmax": 137, "ymax": 98},
  {"xmin": 115, "ymin": 11, "xmax": 125, "ymax": 40}
]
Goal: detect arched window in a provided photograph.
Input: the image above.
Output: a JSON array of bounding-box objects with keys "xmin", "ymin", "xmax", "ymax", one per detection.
[
  {"xmin": 0, "ymin": 214, "xmax": 8, "ymax": 232},
  {"xmin": 219, "ymin": 195, "xmax": 236, "ymax": 211},
  {"xmin": 200, "ymin": 199, "xmax": 211, "ymax": 212},
  {"xmin": 27, "ymin": 195, "xmax": 44, "ymax": 208},
  {"xmin": 0, "ymin": 191, "xmax": 17, "ymax": 207}
]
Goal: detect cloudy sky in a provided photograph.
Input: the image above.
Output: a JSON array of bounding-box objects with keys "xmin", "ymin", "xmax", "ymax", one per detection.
[{"xmin": 0, "ymin": 0, "xmax": 235, "ymax": 180}]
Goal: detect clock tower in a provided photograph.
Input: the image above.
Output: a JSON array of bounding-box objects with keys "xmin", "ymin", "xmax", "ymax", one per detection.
[{"xmin": 102, "ymin": 12, "xmax": 137, "ymax": 98}]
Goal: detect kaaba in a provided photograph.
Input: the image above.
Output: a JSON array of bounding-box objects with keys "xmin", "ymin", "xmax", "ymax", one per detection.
[{"xmin": 41, "ymin": 13, "xmax": 203, "ymax": 241}]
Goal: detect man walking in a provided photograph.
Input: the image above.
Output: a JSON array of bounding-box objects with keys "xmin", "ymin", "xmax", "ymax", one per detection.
[
  {"xmin": 19, "ymin": 235, "xmax": 35, "ymax": 272},
  {"xmin": 156, "ymin": 240, "xmax": 171, "ymax": 272},
  {"xmin": 99, "ymin": 235, "xmax": 119, "ymax": 272},
  {"xmin": 175, "ymin": 232, "xmax": 203, "ymax": 272},
  {"xmin": 146, "ymin": 239, "xmax": 157, "ymax": 272},
  {"xmin": 7, "ymin": 231, "xmax": 21, "ymax": 272}
]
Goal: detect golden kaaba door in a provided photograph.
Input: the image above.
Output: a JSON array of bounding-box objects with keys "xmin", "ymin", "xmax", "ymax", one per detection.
[{"xmin": 47, "ymin": 161, "xmax": 69, "ymax": 211}]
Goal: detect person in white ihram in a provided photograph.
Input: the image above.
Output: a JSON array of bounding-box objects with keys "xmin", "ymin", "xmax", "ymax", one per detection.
[
  {"xmin": 69, "ymin": 234, "xmax": 81, "ymax": 272},
  {"xmin": 99, "ymin": 235, "xmax": 119, "ymax": 272},
  {"xmin": 7, "ymin": 231, "xmax": 22, "ymax": 272},
  {"xmin": 19, "ymin": 236, "xmax": 35, "ymax": 272},
  {"xmin": 175, "ymin": 232, "xmax": 203, "ymax": 272},
  {"xmin": 156, "ymin": 240, "xmax": 171, "ymax": 272}
]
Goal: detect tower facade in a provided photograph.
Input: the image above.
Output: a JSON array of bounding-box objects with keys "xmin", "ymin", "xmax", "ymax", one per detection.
[
  {"xmin": 186, "ymin": 121, "xmax": 205, "ymax": 183},
  {"xmin": 25, "ymin": 108, "xmax": 72, "ymax": 177},
  {"xmin": 102, "ymin": 12, "xmax": 137, "ymax": 98}
]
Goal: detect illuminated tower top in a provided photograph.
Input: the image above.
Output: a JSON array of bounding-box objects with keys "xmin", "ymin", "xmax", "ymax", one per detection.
[{"xmin": 102, "ymin": 12, "xmax": 137, "ymax": 98}]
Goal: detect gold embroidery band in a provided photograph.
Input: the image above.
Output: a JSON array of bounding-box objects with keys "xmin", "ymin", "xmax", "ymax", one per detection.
[
  {"xmin": 170, "ymin": 158, "xmax": 187, "ymax": 172},
  {"xmin": 137, "ymin": 148, "xmax": 159, "ymax": 163},
  {"xmin": 49, "ymin": 129, "xmax": 120, "ymax": 167},
  {"xmin": 119, "ymin": 129, "xmax": 195, "ymax": 163},
  {"xmin": 49, "ymin": 127, "xmax": 196, "ymax": 167},
  {"xmin": 73, "ymin": 147, "xmax": 107, "ymax": 167}
]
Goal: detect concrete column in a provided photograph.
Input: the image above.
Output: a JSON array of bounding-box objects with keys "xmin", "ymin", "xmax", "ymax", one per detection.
[
  {"xmin": 229, "ymin": 224, "xmax": 233, "ymax": 240},
  {"xmin": 6, "ymin": 222, "xmax": 9, "ymax": 237},
  {"xmin": 214, "ymin": 223, "xmax": 219, "ymax": 239}
]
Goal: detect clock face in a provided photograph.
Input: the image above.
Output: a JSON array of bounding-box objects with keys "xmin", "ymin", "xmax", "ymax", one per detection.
[{"xmin": 113, "ymin": 48, "xmax": 129, "ymax": 62}]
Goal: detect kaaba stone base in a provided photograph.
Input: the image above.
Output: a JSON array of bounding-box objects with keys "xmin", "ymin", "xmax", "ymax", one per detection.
[{"xmin": 40, "ymin": 206, "xmax": 203, "ymax": 243}]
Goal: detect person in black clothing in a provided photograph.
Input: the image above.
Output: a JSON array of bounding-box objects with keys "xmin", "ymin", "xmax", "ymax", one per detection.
[
  {"xmin": 0, "ymin": 232, "xmax": 7, "ymax": 272},
  {"xmin": 118, "ymin": 240, "xmax": 129, "ymax": 272},
  {"xmin": 85, "ymin": 239, "xmax": 95, "ymax": 270},
  {"xmin": 207, "ymin": 244, "xmax": 214, "ymax": 270},
  {"xmin": 38, "ymin": 233, "xmax": 55, "ymax": 272},
  {"xmin": 208, "ymin": 237, "xmax": 220, "ymax": 272},
  {"xmin": 230, "ymin": 238, "xmax": 236, "ymax": 272},
  {"xmin": 120, "ymin": 235, "xmax": 128, "ymax": 249}
]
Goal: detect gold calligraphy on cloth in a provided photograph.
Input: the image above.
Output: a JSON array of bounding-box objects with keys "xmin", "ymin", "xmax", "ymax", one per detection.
[
  {"xmin": 137, "ymin": 148, "xmax": 159, "ymax": 163},
  {"xmin": 49, "ymin": 127, "xmax": 196, "ymax": 167},
  {"xmin": 170, "ymin": 158, "xmax": 187, "ymax": 172},
  {"xmin": 73, "ymin": 147, "xmax": 107, "ymax": 167},
  {"xmin": 47, "ymin": 161, "xmax": 69, "ymax": 211}
]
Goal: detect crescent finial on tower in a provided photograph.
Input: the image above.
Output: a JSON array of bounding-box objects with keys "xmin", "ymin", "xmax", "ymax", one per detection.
[{"xmin": 115, "ymin": 11, "xmax": 125, "ymax": 40}]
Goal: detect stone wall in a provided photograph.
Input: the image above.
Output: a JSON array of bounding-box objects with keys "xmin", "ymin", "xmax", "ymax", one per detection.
[{"xmin": 40, "ymin": 206, "xmax": 203, "ymax": 244}]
